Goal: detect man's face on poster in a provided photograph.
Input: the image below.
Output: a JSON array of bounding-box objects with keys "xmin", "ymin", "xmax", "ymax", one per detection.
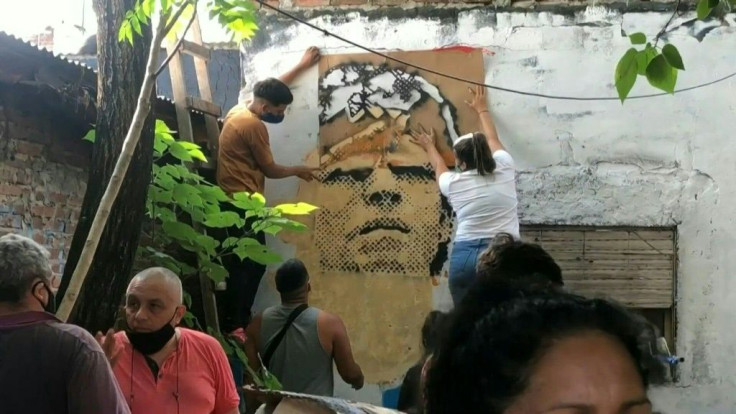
[{"xmin": 313, "ymin": 132, "xmax": 452, "ymax": 277}]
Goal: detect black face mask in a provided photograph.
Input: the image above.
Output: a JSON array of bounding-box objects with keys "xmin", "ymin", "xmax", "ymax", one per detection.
[
  {"xmin": 32, "ymin": 281, "xmax": 56, "ymax": 313},
  {"xmin": 125, "ymin": 311, "xmax": 177, "ymax": 355}
]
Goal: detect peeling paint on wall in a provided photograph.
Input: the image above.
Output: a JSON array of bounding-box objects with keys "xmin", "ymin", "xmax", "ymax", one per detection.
[{"xmin": 242, "ymin": 7, "xmax": 736, "ymax": 411}]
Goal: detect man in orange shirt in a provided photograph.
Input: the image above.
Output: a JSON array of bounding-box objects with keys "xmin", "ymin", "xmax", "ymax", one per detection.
[
  {"xmin": 97, "ymin": 267, "xmax": 240, "ymax": 414},
  {"xmin": 215, "ymin": 47, "xmax": 321, "ymax": 339}
]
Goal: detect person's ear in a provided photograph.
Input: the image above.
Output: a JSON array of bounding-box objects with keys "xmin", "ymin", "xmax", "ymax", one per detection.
[
  {"xmin": 173, "ymin": 305, "xmax": 187, "ymax": 326},
  {"xmin": 31, "ymin": 279, "xmax": 48, "ymax": 303}
]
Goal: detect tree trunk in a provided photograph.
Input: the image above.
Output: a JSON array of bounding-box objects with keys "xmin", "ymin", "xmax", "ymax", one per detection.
[{"xmin": 57, "ymin": 0, "xmax": 154, "ymax": 333}]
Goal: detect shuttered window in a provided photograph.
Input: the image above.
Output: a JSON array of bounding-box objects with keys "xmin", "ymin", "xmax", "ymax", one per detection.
[{"xmin": 520, "ymin": 226, "xmax": 676, "ymax": 345}]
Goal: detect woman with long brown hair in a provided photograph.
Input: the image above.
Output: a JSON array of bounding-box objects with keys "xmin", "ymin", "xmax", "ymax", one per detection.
[{"xmin": 411, "ymin": 86, "xmax": 519, "ymax": 306}]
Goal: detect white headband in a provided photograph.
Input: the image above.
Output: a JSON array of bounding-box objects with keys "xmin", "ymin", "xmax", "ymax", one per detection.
[{"xmin": 453, "ymin": 133, "xmax": 474, "ymax": 147}]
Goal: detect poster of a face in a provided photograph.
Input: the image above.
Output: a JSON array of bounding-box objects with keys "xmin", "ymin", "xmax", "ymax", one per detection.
[{"xmin": 287, "ymin": 50, "xmax": 485, "ymax": 383}]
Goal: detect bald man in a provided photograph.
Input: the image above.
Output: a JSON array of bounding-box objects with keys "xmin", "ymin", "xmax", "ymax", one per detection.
[{"xmin": 97, "ymin": 267, "xmax": 240, "ymax": 414}]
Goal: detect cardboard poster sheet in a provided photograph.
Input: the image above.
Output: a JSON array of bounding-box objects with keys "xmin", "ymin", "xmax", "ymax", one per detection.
[{"xmin": 285, "ymin": 48, "xmax": 485, "ymax": 383}]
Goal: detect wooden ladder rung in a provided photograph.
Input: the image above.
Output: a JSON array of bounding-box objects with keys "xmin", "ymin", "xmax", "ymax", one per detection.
[
  {"xmin": 186, "ymin": 96, "xmax": 221, "ymax": 117},
  {"xmin": 181, "ymin": 39, "xmax": 211, "ymax": 60}
]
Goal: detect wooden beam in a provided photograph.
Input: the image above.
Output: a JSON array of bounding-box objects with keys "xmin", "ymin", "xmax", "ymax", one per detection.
[
  {"xmin": 186, "ymin": 96, "xmax": 221, "ymax": 117},
  {"xmin": 180, "ymin": 39, "xmax": 210, "ymax": 60}
]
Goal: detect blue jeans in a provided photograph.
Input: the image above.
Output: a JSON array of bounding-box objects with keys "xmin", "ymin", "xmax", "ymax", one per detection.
[{"xmin": 449, "ymin": 238, "xmax": 491, "ymax": 306}]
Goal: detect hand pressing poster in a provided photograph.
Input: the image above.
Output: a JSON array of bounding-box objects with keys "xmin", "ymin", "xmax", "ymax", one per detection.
[{"xmin": 286, "ymin": 48, "xmax": 485, "ymax": 384}]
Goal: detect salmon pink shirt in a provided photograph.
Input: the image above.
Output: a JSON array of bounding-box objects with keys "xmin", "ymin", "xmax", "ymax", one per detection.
[{"xmin": 113, "ymin": 328, "xmax": 239, "ymax": 414}]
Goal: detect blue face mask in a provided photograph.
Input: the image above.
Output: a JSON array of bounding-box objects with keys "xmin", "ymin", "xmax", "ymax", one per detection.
[{"xmin": 260, "ymin": 112, "xmax": 285, "ymax": 124}]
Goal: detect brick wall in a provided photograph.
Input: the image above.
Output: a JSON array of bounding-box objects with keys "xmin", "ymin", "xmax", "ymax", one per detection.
[{"xmin": 0, "ymin": 105, "xmax": 88, "ymax": 276}]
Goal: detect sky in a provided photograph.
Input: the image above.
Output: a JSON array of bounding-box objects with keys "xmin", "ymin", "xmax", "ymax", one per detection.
[
  {"xmin": 0, "ymin": 0, "xmax": 96, "ymax": 53},
  {"xmin": 0, "ymin": 0, "xmax": 231, "ymax": 54}
]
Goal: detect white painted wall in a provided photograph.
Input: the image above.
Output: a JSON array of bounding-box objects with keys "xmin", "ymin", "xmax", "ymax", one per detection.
[{"xmin": 238, "ymin": 7, "xmax": 736, "ymax": 412}]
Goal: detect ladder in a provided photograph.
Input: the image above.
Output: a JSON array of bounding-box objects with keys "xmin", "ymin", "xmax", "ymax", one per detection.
[{"xmin": 166, "ymin": 9, "xmax": 220, "ymax": 332}]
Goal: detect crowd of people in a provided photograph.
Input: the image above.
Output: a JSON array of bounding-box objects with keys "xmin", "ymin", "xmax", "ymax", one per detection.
[{"xmin": 0, "ymin": 45, "xmax": 670, "ymax": 414}]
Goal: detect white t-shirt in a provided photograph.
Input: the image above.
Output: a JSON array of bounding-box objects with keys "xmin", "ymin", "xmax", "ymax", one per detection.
[{"xmin": 438, "ymin": 150, "xmax": 520, "ymax": 242}]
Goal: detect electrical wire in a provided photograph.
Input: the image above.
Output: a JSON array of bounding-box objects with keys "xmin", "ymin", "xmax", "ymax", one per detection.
[{"xmin": 255, "ymin": 0, "xmax": 736, "ymax": 102}]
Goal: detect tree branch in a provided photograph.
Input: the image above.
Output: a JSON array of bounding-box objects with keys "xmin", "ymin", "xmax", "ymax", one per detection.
[
  {"xmin": 155, "ymin": 7, "xmax": 198, "ymax": 78},
  {"xmin": 655, "ymin": 0, "xmax": 683, "ymax": 46},
  {"xmin": 162, "ymin": 0, "xmax": 194, "ymax": 40},
  {"xmin": 55, "ymin": 5, "xmax": 172, "ymax": 322}
]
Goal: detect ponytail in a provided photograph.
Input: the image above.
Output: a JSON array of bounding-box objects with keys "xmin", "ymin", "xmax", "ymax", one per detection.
[{"xmin": 453, "ymin": 132, "xmax": 496, "ymax": 175}]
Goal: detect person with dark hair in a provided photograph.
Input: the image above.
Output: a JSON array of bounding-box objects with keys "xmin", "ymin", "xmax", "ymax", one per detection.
[
  {"xmin": 397, "ymin": 311, "xmax": 447, "ymax": 414},
  {"xmin": 411, "ymin": 86, "xmax": 520, "ymax": 306},
  {"xmin": 215, "ymin": 47, "xmax": 323, "ymax": 342},
  {"xmin": 0, "ymin": 234, "xmax": 130, "ymax": 414},
  {"xmin": 475, "ymin": 232, "xmax": 563, "ymax": 289},
  {"xmin": 425, "ymin": 287, "xmax": 657, "ymax": 414},
  {"xmin": 244, "ymin": 259, "xmax": 363, "ymax": 411}
]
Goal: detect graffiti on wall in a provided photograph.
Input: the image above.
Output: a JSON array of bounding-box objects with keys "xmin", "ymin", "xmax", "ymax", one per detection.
[{"xmin": 285, "ymin": 50, "xmax": 485, "ymax": 383}]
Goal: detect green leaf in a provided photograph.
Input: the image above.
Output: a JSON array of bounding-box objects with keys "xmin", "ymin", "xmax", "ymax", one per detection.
[
  {"xmin": 155, "ymin": 119, "xmax": 176, "ymax": 137},
  {"xmin": 615, "ymin": 48, "xmax": 638, "ymax": 103},
  {"xmin": 196, "ymin": 185, "xmax": 229, "ymax": 203},
  {"xmin": 231, "ymin": 192, "xmax": 266, "ymax": 211},
  {"xmin": 628, "ymin": 32, "xmax": 647, "ymax": 45},
  {"xmin": 262, "ymin": 217, "xmax": 308, "ymax": 233},
  {"xmin": 189, "ymin": 149, "xmax": 208, "ymax": 162},
  {"xmin": 203, "ymin": 262, "xmax": 228, "ymax": 283},
  {"xmin": 697, "ymin": 0, "xmax": 715, "ymax": 19},
  {"xmin": 119, "ymin": 23, "xmax": 134, "ymax": 45},
  {"xmin": 661, "ymin": 44, "xmax": 685, "ymax": 70},
  {"xmin": 274, "ymin": 202, "xmax": 319, "ymax": 216},
  {"xmin": 169, "ymin": 142, "xmax": 193, "ymax": 162},
  {"xmin": 153, "ymin": 137, "xmax": 167, "ymax": 155},
  {"xmin": 162, "ymin": 221, "xmax": 199, "ymax": 243},
  {"xmin": 150, "ymin": 187, "xmax": 174, "ymax": 204},
  {"xmin": 131, "ymin": 16, "xmax": 143, "ymax": 36},
  {"xmin": 161, "ymin": 164, "xmax": 182, "ymax": 179},
  {"xmin": 262, "ymin": 225, "xmax": 282, "ymax": 235},
  {"xmin": 196, "ymin": 234, "xmax": 219, "ymax": 258},
  {"xmin": 645, "ymin": 55, "xmax": 678, "ymax": 94},
  {"xmin": 82, "ymin": 129, "xmax": 96, "ymax": 143},
  {"xmin": 222, "ymin": 237, "xmax": 239, "ymax": 249},
  {"xmin": 183, "ymin": 291, "xmax": 193, "ymax": 308},
  {"xmin": 635, "ymin": 45, "xmax": 658, "ymax": 76},
  {"xmin": 236, "ymin": 238, "xmax": 262, "ymax": 248},
  {"xmin": 173, "ymin": 183, "xmax": 202, "ymax": 207},
  {"xmin": 204, "ymin": 211, "xmax": 243, "ymax": 228},
  {"xmin": 142, "ymin": 0, "xmax": 155, "ymax": 16},
  {"xmin": 153, "ymin": 206, "xmax": 177, "ymax": 222},
  {"xmin": 156, "ymin": 175, "xmax": 177, "ymax": 190},
  {"xmin": 233, "ymin": 245, "xmax": 281, "ymax": 264}
]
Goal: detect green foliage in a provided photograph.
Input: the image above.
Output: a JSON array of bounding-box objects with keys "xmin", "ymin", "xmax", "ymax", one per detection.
[
  {"xmin": 645, "ymin": 55, "xmax": 678, "ymax": 94},
  {"xmin": 141, "ymin": 119, "xmax": 314, "ymax": 284},
  {"xmin": 84, "ymin": 120, "xmax": 314, "ymax": 389},
  {"xmin": 119, "ymin": 0, "xmax": 259, "ymax": 46},
  {"xmin": 616, "ymin": 0, "xmax": 730, "ymax": 102},
  {"xmin": 208, "ymin": 0, "xmax": 259, "ymax": 43},
  {"xmin": 208, "ymin": 327, "xmax": 283, "ymax": 391},
  {"xmin": 82, "ymin": 129, "xmax": 96, "ymax": 143},
  {"xmin": 615, "ymin": 48, "xmax": 638, "ymax": 103},
  {"xmin": 140, "ymin": 120, "xmax": 314, "ymax": 389},
  {"xmin": 614, "ymin": 35, "xmax": 686, "ymax": 102},
  {"xmin": 628, "ymin": 32, "xmax": 647, "ymax": 45},
  {"xmin": 697, "ymin": 0, "xmax": 720, "ymax": 19}
]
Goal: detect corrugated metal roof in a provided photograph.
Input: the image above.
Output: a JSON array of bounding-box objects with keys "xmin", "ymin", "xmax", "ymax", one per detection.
[{"xmin": 0, "ymin": 30, "xmax": 188, "ymax": 111}]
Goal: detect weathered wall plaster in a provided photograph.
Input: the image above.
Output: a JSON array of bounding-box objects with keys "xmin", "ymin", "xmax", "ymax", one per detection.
[{"xmin": 237, "ymin": 6, "xmax": 736, "ymax": 411}]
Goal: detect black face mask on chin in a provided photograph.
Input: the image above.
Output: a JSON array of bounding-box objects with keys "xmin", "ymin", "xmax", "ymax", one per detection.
[
  {"xmin": 32, "ymin": 281, "xmax": 56, "ymax": 314},
  {"xmin": 125, "ymin": 311, "xmax": 178, "ymax": 355}
]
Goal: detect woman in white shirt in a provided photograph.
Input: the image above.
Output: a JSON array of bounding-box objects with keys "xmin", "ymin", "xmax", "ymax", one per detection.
[{"xmin": 411, "ymin": 86, "xmax": 519, "ymax": 306}]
